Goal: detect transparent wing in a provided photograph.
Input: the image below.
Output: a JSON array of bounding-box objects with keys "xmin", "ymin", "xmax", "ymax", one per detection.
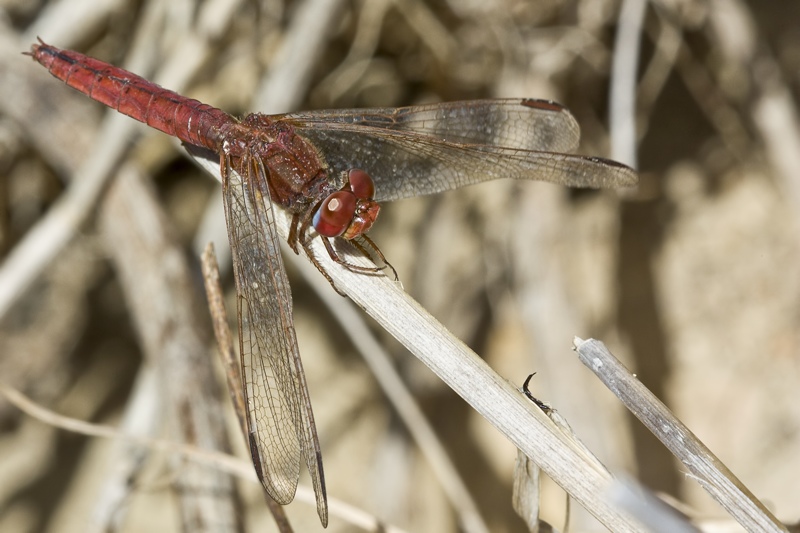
[
  {"xmin": 293, "ymin": 125, "xmax": 637, "ymax": 202},
  {"xmin": 221, "ymin": 154, "xmax": 328, "ymax": 526},
  {"xmin": 276, "ymin": 99, "xmax": 637, "ymax": 202},
  {"xmin": 278, "ymin": 98, "xmax": 581, "ymax": 153}
]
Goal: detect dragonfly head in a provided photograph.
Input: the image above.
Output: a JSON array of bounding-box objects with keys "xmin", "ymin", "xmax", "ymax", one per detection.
[{"xmin": 312, "ymin": 169, "xmax": 380, "ymax": 240}]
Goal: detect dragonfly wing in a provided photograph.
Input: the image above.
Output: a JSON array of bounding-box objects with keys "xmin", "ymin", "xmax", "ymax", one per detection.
[
  {"xmin": 279, "ymin": 98, "xmax": 581, "ymax": 153},
  {"xmin": 290, "ymin": 124, "xmax": 637, "ymax": 202},
  {"xmin": 221, "ymin": 154, "xmax": 328, "ymax": 525}
]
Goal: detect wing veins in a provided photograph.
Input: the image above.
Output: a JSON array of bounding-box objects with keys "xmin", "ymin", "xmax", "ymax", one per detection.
[
  {"xmin": 292, "ymin": 124, "xmax": 637, "ymax": 201},
  {"xmin": 221, "ymin": 153, "xmax": 328, "ymax": 522}
]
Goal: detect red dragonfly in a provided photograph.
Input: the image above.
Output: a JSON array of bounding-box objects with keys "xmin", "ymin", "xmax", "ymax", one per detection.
[{"xmin": 29, "ymin": 40, "xmax": 637, "ymax": 527}]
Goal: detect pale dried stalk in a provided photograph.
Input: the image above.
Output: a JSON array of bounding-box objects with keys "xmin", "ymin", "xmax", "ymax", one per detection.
[
  {"xmin": 0, "ymin": 382, "xmax": 410, "ymax": 533},
  {"xmin": 285, "ymin": 248, "xmax": 490, "ymax": 533},
  {"xmin": 0, "ymin": 0, "xmax": 241, "ymax": 322},
  {"xmin": 0, "ymin": 0, "xmax": 167, "ymax": 319},
  {"xmin": 191, "ymin": 154, "xmax": 646, "ymax": 532},
  {"xmin": 200, "ymin": 244, "xmax": 293, "ymax": 532},
  {"xmin": 100, "ymin": 165, "xmax": 241, "ymax": 533},
  {"xmin": 609, "ymin": 0, "xmax": 647, "ymax": 168},
  {"xmin": 254, "ymin": 0, "xmax": 349, "ymax": 113},
  {"xmin": 574, "ymin": 337, "xmax": 787, "ymax": 533}
]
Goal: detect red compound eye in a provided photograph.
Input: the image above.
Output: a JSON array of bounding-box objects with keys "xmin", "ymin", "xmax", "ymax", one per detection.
[
  {"xmin": 347, "ymin": 169, "xmax": 375, "ymax": 199},
  {"xmin": 312, "ymin": 191, "xmax": 357, "ymax": 237}
]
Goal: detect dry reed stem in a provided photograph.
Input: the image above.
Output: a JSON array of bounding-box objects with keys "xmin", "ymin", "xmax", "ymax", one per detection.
[
  {"xmin": 192, "ymin": 154, "xmax": 646, "ymax": 532},
  {"xmin": 0, "ymin": 382, "xmax": 410, "ymax": 533},
  {"xmin": 574, "ymin": 337, "xmax": 787, "ymax": 533}
]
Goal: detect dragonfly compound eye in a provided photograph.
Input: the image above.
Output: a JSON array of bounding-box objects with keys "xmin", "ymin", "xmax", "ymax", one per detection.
[
  {"xmin": 313, "ymin": 191, "xmax": 357, "ymax": 237},
  {"xmin": 347, "ymin": 169, "xmax": 375, "ymax": 199}
]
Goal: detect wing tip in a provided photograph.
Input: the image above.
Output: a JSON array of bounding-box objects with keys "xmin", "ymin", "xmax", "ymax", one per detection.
[
  {"xmin": 586, "ymin": 156, "xmax": 639, "ymax": 187},
  {"xmin": 315, "ymin": 449, "xmax": 329, "ymax": 526}
]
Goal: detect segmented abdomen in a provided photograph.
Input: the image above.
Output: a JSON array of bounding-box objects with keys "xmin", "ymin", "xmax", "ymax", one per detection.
[{"xmin": 31, "ymin": 42, "xmax": 234, "ymax": 151}]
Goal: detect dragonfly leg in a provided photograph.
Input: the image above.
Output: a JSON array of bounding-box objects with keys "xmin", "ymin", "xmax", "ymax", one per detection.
[
  {"xmin": 293, "ymin": 200, "xmax": 325, "ymax": 252},
  {"xmin": 300, "ymin": 238, "xmax": 347, "ymax": 296},
  {"xmin": 288, "ymin": 212, "xmax": 303, "ymax": 254},
  {"xmin": 320, "ymin": 237, "xmax": 389, "ymax": 276},
  {"xmin": 352, "ymin": 235, "xmax": 398, "ymax": 281}
]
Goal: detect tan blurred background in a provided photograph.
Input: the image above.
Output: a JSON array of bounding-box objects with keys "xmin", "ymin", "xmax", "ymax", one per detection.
[{"xmin": 0, "ymin": 0, "xmax": 799, "ymax": 531}]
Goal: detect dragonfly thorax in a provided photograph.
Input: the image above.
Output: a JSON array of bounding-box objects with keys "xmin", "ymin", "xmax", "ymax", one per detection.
[{"xmin": 223, "ymin": 120, "xmax": 336, "ymax": 212}]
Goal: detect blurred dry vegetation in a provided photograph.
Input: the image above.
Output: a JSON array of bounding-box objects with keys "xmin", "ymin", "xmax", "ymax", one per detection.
[{"xmin": 0, "ymin": 0, "xmax": 799, "ymax": 531}]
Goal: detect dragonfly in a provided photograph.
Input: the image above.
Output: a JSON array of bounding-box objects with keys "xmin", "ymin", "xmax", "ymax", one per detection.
[{"xmin": 29, "ymin": 40, "xmax": 637, "ymax": 527}]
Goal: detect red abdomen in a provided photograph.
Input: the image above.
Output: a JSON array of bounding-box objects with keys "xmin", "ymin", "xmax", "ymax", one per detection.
[{"xmin": 30, "ymin": 41, "xmax": 235, "ymax": 152}]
